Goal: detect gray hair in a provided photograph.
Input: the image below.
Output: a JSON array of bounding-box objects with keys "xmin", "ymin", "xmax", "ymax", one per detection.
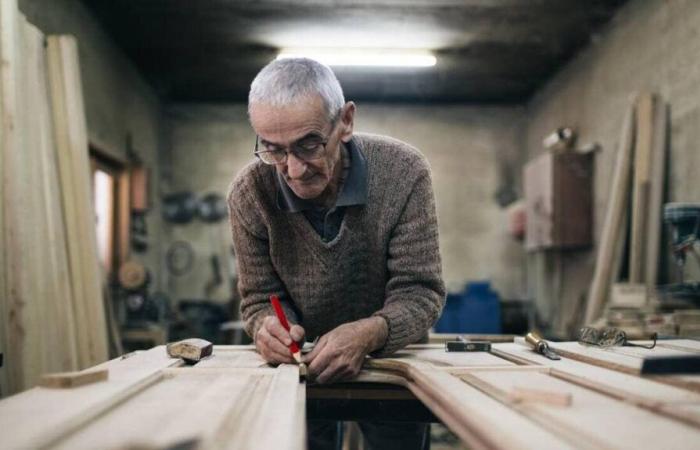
[{"xmin": 248, "ymin": 58, "xmax": 345, "ymax": 121}]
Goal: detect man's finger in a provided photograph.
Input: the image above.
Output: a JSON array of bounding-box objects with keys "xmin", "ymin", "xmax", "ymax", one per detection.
[
  {"xmin": 259, "ymin": 326, "xmax": 295, "ymax": 358},
  {"xmin": 290, "ymin": 324, "xmax": 305, "ymax": 342},
  {"xmin": 308, "ymin": 342, "xmax": 335, "ymax": 377},
  {"xmin": 266, "ymin": 334, "xmax": 295, "ymax": 358},
  {"xmin": 267, "ymin": 348, "xmax": 295, "ymax": 365},
  {"xmin": 258, "ymin": 332, "xmax": 295, "ymax": 364},
  {"xmin": 317, "ymin": 362, "xmax": 343, "ymax": 384},
  {"xmin": 304, "ymin": 338, "xmax": 327, "ymax": 368},
  {"xmin": 266, "ymin": 317, "xmax": 293, "ymax": 346},
  {"xmin": 303, "ymin": 337, "xmax": 327, "ymax": 365}
]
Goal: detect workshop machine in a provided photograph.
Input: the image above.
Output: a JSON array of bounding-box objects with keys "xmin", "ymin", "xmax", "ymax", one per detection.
[{"xmin": 660, "ymin": 202, "xmax": 700, "ymax": 305}]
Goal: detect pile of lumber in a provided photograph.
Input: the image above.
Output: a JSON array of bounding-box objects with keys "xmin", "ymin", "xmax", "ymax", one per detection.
[
  {"xmin": 585, "ymin": 93, "xmax": 669, "ymax": 325},
  {"xmin": 0, "ymin": 0, "xmax": 108, "ymax": 395}
]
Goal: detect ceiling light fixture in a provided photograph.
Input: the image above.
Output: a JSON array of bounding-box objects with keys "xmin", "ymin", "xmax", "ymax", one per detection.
[{"xmin": 276, "ymin": 48, "xmax": 436, "ymax": 67}]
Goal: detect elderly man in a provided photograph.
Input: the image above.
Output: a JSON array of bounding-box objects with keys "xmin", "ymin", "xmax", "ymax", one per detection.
[{"xmin": 228, "ymin": 57, "xmax": 445, "ymax": 449}]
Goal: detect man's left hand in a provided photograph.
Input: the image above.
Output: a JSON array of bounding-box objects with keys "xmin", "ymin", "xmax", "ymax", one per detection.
[{"xmin": 303, "ymin": 317, "xmax": 387, "ymax": 384}]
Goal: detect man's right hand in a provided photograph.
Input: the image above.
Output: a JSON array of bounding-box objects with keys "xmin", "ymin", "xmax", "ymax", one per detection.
[{"xmin": 255, "ymin": 315, "xmax": 305, "ymax": 364}]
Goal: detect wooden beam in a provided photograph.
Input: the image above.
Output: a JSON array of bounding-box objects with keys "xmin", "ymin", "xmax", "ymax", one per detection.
[
  {"xmin": 46, "ymin": 35, "xmax": 109, "ymax": 368},
  {"xmin": 585, "ymin": 103, "xmax": 636, "ymax": 324},
  {"xmin": 0, "ymin": 0, "xmax": 23, "ymax": 395},
  {"xmin": 493, "ymin": 342, "xmax": 700, "ymax": 428},
  {"xmin": 39, "ymin": 368, "xmax": 108, "ymax": 389},
  {"xmin": 629, "ymin": 93, "xmax": 655, "ymax": 284},
  {"xmin": 645, "ymin": 99, "xmax": 669, "ymax": 293},
  {"xmin": 0, "ymin": 347, "xmax": 182, "ymax": 448}
]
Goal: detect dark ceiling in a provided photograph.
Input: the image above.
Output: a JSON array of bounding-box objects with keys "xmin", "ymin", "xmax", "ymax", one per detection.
[{"xmin": 82, "ymin": 0, "xmax": 627, "ymax": 104}]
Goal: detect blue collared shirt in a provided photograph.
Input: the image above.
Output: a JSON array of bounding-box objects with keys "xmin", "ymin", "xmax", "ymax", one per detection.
[{"xmin": 275, "ymin": 138, "xmax": 368, "ymax": 241}]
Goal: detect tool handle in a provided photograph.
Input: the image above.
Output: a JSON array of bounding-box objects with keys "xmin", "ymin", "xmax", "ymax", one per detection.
[
  {"xmin": 269, "ymin": 295, "xmax": 300, "ymax": 355},
  {"xmin": 525, "ymin": 332, "xmax": 543, "ymax": 348}
]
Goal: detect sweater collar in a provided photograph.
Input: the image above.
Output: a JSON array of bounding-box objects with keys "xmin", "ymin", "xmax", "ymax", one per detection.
[{"xmin": 276, "ymin": 137, "xmax": 368, "ymax": 213}]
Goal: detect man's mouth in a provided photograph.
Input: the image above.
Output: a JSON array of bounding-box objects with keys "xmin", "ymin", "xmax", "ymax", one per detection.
[{"xmin": 287, "ymin": 173, "xmax": 317, "ymax": 184}]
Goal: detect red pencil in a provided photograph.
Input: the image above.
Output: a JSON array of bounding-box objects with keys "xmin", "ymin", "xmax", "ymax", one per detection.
[{"xmin": 269, "ymin": 295, "xmax": 301, "ymax": 363}]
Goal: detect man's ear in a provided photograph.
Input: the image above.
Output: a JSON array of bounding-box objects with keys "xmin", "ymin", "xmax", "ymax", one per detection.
[{"xmin": 338, "ymin": 102, "xmax": 356, "ymax": 143}]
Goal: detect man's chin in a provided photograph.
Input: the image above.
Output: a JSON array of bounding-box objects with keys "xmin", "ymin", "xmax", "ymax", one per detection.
[{"xmin": 289, "ymin": 183, "xmax": 324, "ymax": 200}]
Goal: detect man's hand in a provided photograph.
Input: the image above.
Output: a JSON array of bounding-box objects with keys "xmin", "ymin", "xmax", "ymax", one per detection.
[
  {"xmin": 304, "ymin": 317, "xmax": 388, "ymax": 384},
  {"xmin": 256, "ymin": 315, "xmax": 305, "ymax": 364}
]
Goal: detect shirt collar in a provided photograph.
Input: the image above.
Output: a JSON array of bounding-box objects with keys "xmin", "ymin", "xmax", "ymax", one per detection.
[{"xmin": 276, "ymin": 137, "xmax": 368, "ymax": 212}]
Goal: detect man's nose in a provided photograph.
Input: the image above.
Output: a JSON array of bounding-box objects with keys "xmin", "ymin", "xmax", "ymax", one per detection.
[{"xmin": 286, "ymin": 152, "xmax": 307, "ymax": 179}]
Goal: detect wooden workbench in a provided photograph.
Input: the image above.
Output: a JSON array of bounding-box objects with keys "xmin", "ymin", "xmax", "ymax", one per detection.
[{"xmin": 1, "ymin": 340, "xmax": 700, "ymax": 449}]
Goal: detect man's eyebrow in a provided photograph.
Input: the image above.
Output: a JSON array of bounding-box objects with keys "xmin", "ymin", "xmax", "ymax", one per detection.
[
  {"xmin": 295, "ymin": 132, "xmax": 324, "ymax": 142},
  {"xmin": 259, "ymin": 138, "xmax": 280, "ymax": 147},
  {"xmin": 260, "ymin": 132, "xmax": 323, "ymax": 147}
]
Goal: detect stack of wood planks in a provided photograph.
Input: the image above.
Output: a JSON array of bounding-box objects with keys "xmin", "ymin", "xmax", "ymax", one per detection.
[
  {"xmin": 585, "ymin": 93, "xmax": 669, "ymax": 325},
  {"xmin": 0, "ymin": 0, "xmax": 108, "ymax": 395},
  {"xmin": 1, "ymin": 341, "xmax": 699, "ymax": 449}
]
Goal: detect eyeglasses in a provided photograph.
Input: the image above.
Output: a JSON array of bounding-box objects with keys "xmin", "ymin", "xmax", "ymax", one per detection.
[
  {"xmin": 253, "ymin": 118, "xmax": 339, "ymax": 165},
  {"xmin": 578, "ymin": 326, "xmax": 657, "ymax": 349}
]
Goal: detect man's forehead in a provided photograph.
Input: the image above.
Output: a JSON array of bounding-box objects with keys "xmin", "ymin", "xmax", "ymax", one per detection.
[{"xmin": 249, "ymin": 95, "xmax": 328, "ymax": 137}]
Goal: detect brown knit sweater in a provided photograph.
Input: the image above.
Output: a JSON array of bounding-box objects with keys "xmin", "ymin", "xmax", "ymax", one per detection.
[{"xmin": 227, "ymin": 133, "xmax": 445, "ymax": 356}]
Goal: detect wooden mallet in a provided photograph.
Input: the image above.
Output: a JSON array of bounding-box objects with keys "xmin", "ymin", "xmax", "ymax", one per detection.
[{"xmin": 166, "ymin": 338, "xmax": 213, "ymax": 364}]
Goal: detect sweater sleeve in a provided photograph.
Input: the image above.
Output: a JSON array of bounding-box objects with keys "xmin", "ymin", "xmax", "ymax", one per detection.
[
  {"xmin": 227, "ymin": 180, "xmax": 299, "ymax": 341},
  {"xmin": 372, "ymin": 166, "xmax": 446, "ymax": 356}
]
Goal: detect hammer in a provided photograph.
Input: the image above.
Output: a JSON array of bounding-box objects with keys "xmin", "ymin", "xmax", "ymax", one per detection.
[{"xmin": 166, "ymin": 338, "xmax": 213, "ymax": 364}]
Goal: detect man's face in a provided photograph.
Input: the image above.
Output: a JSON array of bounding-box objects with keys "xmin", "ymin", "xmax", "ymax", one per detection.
[{"xmin": 249, "ymin": 95, "xmax": 353, "ymax": 200}]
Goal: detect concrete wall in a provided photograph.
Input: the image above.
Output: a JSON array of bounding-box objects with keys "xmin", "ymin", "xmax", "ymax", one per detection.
[
  {"xmin": 524, "ymin": 0, "xmax": 700, "ymax": 336},
  {"xmin": 19, "ymin": 0, "xmax": 167, "ymax": 289},
  {"xmin": 164, "ymin": 103, "xmax": 527, "ymax": 308}
]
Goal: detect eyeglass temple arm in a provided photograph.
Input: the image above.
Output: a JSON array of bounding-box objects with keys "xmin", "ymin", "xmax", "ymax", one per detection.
[{"xmin": 624, "ymin": 332, "xmax": 658, "ymax": 349}]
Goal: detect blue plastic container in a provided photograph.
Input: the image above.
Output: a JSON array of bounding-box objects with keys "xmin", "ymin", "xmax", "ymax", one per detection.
[{"xmin": 433, "ymin": 281, "xmax": 502, "ymax": 333}]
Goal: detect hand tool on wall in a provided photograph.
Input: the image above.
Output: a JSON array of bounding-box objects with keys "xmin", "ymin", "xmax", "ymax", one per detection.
[
  {"xmin": 524, "ymin": 331, "xmax": 560, "ymax": 360},
  {"xmin": 270, "ymin": 295, "xmax": 308, "ymax": 379},
  {"xmin": 166, "ymin": 338, "xmax": 213, "ymax": 364}
]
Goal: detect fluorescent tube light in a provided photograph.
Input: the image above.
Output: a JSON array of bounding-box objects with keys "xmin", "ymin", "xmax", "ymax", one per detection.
[{"xmin": 276, "ymin": 48, "xmax": 436, "ymax": 67}]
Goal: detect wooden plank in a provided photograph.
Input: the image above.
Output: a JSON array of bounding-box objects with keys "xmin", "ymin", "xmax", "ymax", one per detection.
[
  {"xmin": 644, "ymin": 99, "xmax": 668, "ymax": 293},
  {"xmin": 1, "ymin": 6, "xmax": 79, "ymax": 395},
  {"xmin": 379, "ymin": 347, "xmax": 515, "ymax": 369},
  {"xmin": 509, "ymin": 386, "xmax": 572, "ymax": 406},
  {"xmin": 39, "ymin": 368, "xmax": 108, "ymax": 389},
  {"xmin": 630, "ymin": 93, "xmax": 655, "ymax": 284},
  {"xmin": 585, "ymin": 104, "xmax": 636, "ymax": 324},
  {"xmin": 406, "ymin": 365, "xmax": 576, "ymax": 450},
  {"xmin": 547, "ymin": 341, "xmax": 700, "ymax": 392},
  {"xmin": 0, "ymin": 0, "xmax": 23, "ymax": 396},
  {"xmin": 47, "ymin": 35, "xmax": 109, "ymax": 368},
  {"xmin": 493, "ymin": 342, "xmax": 700, "ymax": 427},
  {"xmin": 194, "ymin": 347, "xmax": 271, "ymax": 369},
  {"xmin": 656, "ymin": 340, "xmax": 700, "ymax": 353},
  {"xmin": 463, "ymin": 369, "xmax": 700, "ymax": 449},
  {"xmin": 245, "ymin": 365, "xmax": 306, "ymax": 450},
  {"xmin": 116, "ymin": 170, "xmax": 131, "ymax": 267},
  {"xmin": 53, "ymin": 372, "xmax": 256, "ymax": 450},
  {"xmin": 17, "ymin": 18, "xmax": 83, "ymax": 392},
  {"xmin": 0, "ymin": 346, "xmax": 182, "ymax": 449}
]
